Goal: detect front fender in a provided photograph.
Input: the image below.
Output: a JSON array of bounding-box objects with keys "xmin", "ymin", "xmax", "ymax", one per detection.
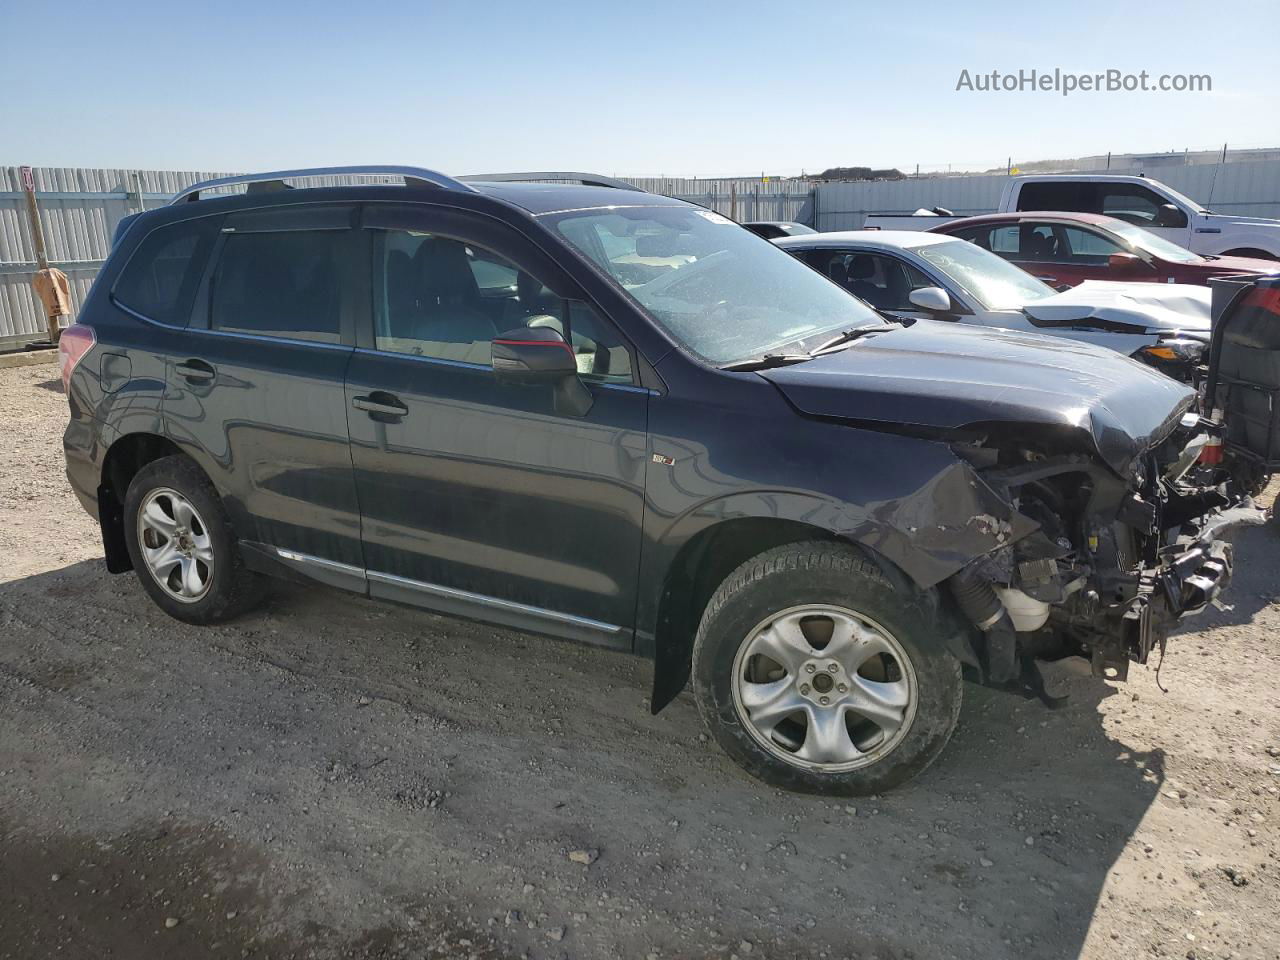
[
  {"xmin": 639, "ymin": 451, "xmax": 1037, "ymax": 636},
  {"xmin": 1201, "ymin": 228, "xmax": 1280, "ymax": 258},
  {"xmin": 637, "ymin": 444, "xmax": 1039, "ymax": 712}
]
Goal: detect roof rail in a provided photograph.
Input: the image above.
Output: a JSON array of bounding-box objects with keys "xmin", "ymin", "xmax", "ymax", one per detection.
[
  {"xmin": 170, "ymin": 165, "xmax": 478, "ymax": 204},
  {"xmin": 459, "ymin": 171, "xmax": 648, "ymax": 193}
]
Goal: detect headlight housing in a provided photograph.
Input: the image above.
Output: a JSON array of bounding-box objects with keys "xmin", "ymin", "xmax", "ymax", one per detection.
[{"xmin": 1134, "ymin": 336, "xmax": 1206, "ymax": 365}]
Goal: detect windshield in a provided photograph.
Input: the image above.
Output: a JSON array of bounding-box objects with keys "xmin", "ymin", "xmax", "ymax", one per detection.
[
  {"xmin": 1106, "ymin": 220, "xmax": 1203, "ymax": 263},
  {"xmin": 914, "ymin": 239, "xmax": 1056, "ymax": 310},
  {"xmin": 546, "ymin": 206, "xmax": 883, "ymax": 363}
]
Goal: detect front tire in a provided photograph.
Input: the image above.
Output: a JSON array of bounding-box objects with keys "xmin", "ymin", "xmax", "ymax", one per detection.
[
  {"xmin": 692, "ymin": 543, "xmax": 962, "ymax": 795},
  {"xmin": 123, "ymin": 455, "xmax": 262, "ymax": 624}
]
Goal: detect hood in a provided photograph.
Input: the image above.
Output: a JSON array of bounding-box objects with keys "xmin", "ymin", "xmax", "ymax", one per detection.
[
  {"xmin": 759, "ymin": 320, "xmax": 1195, "ymax": 475},
  {"xmin": 1022, "ymin": 281, "xmax": 1211, "ymax": 336},
  {"xmin": 1201, "ymin": 253, "xmax": 1280, "ymax": 275},
  {"xmin": 1203, "ymin": 213, "xmax": 1280, "ymax": 230}
]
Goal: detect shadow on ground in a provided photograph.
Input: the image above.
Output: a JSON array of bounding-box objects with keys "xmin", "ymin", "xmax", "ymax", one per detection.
[{"xmin": 0, "ymin": 558, "xmax": 1171, "ymax": 959}]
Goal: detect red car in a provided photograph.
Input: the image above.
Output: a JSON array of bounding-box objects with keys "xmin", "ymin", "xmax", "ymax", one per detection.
[{"xmin": 929, "ymin": 212, "xmax": 1278, "ymax": 289}]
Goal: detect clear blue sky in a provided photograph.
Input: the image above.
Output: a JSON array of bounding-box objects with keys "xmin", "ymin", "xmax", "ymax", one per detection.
[{"xmin": 4, "ymin": 0, "xmax": 1277, "ymax": 176}]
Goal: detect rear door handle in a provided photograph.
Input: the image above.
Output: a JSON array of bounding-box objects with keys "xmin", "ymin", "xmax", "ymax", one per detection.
[
  {"xmin": 352, "ymin": 394, "xmax": 409, "ymax": 418},
  {"xmin": 175, "ymin": 359, "xmax": 216, "ymax": 382}
]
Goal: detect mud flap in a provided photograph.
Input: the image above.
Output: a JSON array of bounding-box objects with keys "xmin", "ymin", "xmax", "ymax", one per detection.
[
  {"xmin": 651, "ymin": 636, "xmax": 692, "ymax": 715},
  {"xmin": 98, "ymin": 484, "xmax": 132, "ymax": 574}
]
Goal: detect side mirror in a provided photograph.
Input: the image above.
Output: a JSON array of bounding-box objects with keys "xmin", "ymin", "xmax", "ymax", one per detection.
[
  {"xmin": 491, "ymin": 326, "xmax": 593, "ymax": 417},
  {"xmin": 493, "ymin": 326, "xmax": 576, "ymax": 381},
  {"xmin": 907, "ymin": 286, "xmax": 952, "ymax": 313},
  {"xmin": 1155, "ymin": 203, "xmax": 1186, "ymax": 228},
  {"xmin": 1107, "ymin": 252, "xmax": 1149, "ymax": 273}
]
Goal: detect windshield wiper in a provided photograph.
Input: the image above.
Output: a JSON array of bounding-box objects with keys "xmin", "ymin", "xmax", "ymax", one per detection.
[
  {"xmin": 720, "ymin": 353, "xmax": 813, "ymax": 371},
  {"xmin": 723, "ymin": 324, "xmax": 898, "ymax": 371},
  {"xmin": 809, "ymin": 323, "xmax": 899, "ymax": 355}
]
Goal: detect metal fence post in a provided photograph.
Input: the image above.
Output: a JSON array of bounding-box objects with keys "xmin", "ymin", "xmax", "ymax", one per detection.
[
  {"xmin": 127, "ymin": 170, "xmax": 147, "ymax": 214},
  {"xmin": 18, "ymin": 166, "xmax": 49, "ymax": 271}
]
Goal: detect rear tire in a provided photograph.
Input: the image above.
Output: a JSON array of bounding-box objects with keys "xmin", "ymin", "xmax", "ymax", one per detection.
[
  {"xmin": 692, "ymin": 542, "xmax": 962, "ymax": 795},
  {"xmin": 123, "ymin": 455, "xmax": 262, "ymax": 624}
]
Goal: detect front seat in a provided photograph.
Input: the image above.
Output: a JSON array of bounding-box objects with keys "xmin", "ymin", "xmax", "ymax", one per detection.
[
  {"xmin": 505, "ymin": 271, "xmax": 562, "ymax": 329},
  {"xmin": 414, "ymin": 239, "xmax": 499, "ymax": 344},
  {"xmin": 1025, "ymin": 232, "xmax": 1054, "ymax": 260},
  {"xmin": 384, "ymin": 249, "xmax": 423, "ymax": 336},
  {"xmin": 846, "ymin": 255, "xmax": 883, "ymax": 306}
]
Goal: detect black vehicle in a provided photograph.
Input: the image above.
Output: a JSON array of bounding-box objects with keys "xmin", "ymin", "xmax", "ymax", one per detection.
[
  {"xmin": 60, "ymin": 166, "xmax": 1267, "ymax": 795},
  {"xmin": 741, "ymin": 220, "xmax": 817, "ymax": 240}
]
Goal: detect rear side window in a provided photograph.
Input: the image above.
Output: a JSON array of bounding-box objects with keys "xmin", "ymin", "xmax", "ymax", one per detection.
[
  {"xmin": 209, "ymin": 231, "xmax": 344, "ymax": 343},
  {"xmin": 112, "ymin": 217, "xmax": 218, "ymax": 326},
  {"xmin": 1016, "ymin": 182, "xmax": 1092, "ymax": 213}
]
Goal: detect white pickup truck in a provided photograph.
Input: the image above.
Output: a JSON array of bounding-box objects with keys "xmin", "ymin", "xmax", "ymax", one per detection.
[{"xmin": 864, "ymin": 174, "xmax": 1280, "ymax": 259}]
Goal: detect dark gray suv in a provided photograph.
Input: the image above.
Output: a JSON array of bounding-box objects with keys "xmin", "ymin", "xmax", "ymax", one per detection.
[{"xmin": 60, "ymin": 167, "xmax": 1265, "ymax": 795}]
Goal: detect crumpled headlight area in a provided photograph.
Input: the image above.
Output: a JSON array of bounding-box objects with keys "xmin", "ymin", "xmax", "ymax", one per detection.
[{"xmin": 1133, "ymin": 336, "xmax": 1206, "ymax": 367}]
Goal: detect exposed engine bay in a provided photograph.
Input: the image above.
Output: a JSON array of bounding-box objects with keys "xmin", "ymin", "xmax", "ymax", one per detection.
[{"xmin": 945, "ymin": 412, "xmax": 1267, "ymax": 703}]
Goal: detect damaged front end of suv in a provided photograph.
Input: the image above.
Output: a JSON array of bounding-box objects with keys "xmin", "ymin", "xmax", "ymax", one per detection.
[
  {"xmin": 759, "ymin": 319, "xmax": 1268, "ymax": 706},
  {"xmin": 940, "ymin": 276, "xmax": 1280, "ymax": 701},
  {"xmin": 944, "ymin": 410, "xmax": 1264, "ymax": 702}
]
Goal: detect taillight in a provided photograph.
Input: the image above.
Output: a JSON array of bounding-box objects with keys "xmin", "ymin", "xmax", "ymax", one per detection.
[
  {"xmin": 1239, "ymin": 284, "xmax": 1280, "ymax": 318},
  {"xmin": 58, "ymin": 324, "xmax": 96, "ymax": 393}
]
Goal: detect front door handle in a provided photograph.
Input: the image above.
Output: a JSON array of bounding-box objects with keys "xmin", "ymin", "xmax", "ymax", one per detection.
[
  {"xmin": 175, "ymin": 359, "xmax": 216, "ymax": 382},
  {"xmin": 352, "ymin": 393, "xmax": 409, "ymax": 418}
]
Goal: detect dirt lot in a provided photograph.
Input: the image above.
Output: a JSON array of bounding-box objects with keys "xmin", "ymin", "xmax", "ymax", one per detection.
[{"xmin": 2, "ymin": 360, "xmax": 1279, "ymax": 960}]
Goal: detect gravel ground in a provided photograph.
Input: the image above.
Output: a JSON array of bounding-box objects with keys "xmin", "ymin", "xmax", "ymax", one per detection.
[{"xmin": 2, "ymin": 360, "xmax": 1279, "ymax": 960}]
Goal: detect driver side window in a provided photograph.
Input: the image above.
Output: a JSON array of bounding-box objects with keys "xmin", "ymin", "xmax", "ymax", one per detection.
[
  {"xmin": 1060, "ymin": 225, "xmax": 1126, "ymax": 264},
  {"xmin": 372, "ymin": 229, "xmax": 633, "ymax": 383},
  {"xmin": 1099, "ymin": 185, "xmax": 1185, "ymax": 227},
  {"xmin": 810, "ymin": 251, "xmax": 934, "ymax": 312}
]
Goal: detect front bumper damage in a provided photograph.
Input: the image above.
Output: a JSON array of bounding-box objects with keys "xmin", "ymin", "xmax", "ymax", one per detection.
[
  {"xmin": 943, "ymin": 438, "xmax": 1268, "ymax": 704},
  {"xmin": 1098, "ymin": 502, "xmax": 1264, "ymax": 680}
]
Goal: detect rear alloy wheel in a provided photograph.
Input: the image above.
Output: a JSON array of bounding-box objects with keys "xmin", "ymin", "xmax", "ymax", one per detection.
[
  {"xmin": 136, "ymin": 487, "xmax": 215, "ymax": 603},
  {"xmin": 123, "ymin": 455, "xmax": 262, "ymax": 624},
  {"xmin": 693, "ymin": 543, "xmax": 962, "ymax": 795}
]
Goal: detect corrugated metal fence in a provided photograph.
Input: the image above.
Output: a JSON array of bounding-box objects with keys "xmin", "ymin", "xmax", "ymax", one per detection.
[
  {"xmin": 6, "ymin": 159, "xmax": 1280, "ymax": 340},
  {"xmin": 626, "ymin": 176, "xmax": 813, "ymax": 222}
]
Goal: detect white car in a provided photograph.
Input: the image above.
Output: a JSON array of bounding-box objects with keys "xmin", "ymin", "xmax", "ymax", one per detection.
[{"xmin": 773, "ymin": 230, "xmax": 1211, "ymax": 374}]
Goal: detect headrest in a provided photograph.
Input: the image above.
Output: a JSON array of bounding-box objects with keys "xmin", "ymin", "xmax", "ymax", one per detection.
[
  {"xmin": 417, "ymin": 238, "xmax": 479, "ymax": 304},
  {"xmin": 847, "ymin": 255, "xmax": 876, "ymax": 280}
]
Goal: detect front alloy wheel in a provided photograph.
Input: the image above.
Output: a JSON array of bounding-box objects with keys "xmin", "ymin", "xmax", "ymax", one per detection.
[
  {"xmin": 732, "ymin": 604, "xmax": 917, "ymax": 772},
  {"xmin": 692, "ymin": 542, "xmax": 962, "ymax": 795}
]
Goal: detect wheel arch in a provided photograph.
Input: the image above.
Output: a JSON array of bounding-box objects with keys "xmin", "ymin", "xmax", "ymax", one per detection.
[
  {"xmin": 97, "ymin": 433, "xmax": 189, "ymax": 573},
  {"xmin": 1220, "ymin": 246, "xmax": 1279, "ymax": 261},
  {"xmin": 645, "ymin": 506, "xmax": 969, "ymax": 714}
]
